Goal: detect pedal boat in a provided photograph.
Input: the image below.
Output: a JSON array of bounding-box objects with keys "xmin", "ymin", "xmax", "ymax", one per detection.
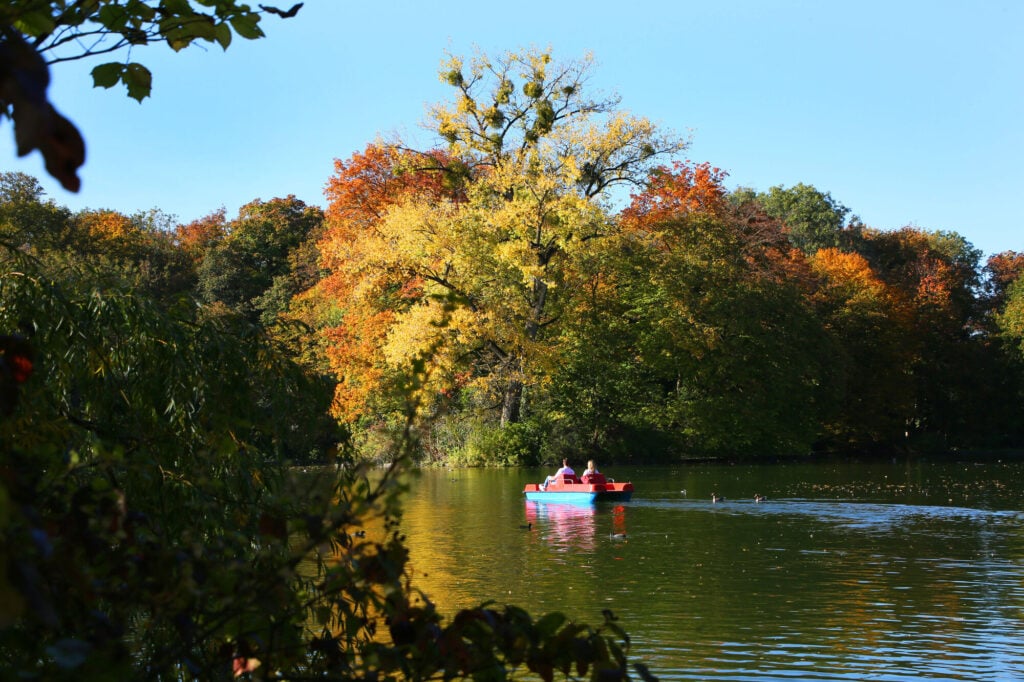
[{"xmin": 524, "ymin": 472, "xmax": 633, "ymax": 503}]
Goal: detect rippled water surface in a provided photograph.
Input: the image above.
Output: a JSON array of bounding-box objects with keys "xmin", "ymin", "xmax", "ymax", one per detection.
[{"xmin": 395, "ymin": 459, "xmax": 1024, "ymax": 680}]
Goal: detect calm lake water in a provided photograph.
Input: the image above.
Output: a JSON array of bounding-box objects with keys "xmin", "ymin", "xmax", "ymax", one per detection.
[{"xmin": 393, "ymin": 458, "xmax": 1024, "ymax": 681}]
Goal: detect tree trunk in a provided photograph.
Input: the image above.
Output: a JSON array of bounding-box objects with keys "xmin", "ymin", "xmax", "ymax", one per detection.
[
  {"xmin": 501, "ymin": 378, "xmax": 523, "ymax": 426},
  {"xmin": 524, "ymin": 276, "xmax": 548, "ymax": 340}
]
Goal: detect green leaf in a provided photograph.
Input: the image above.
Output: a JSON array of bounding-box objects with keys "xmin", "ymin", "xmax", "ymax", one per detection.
[
  {"xmin": 213, "ymin": 21, "xmax": 233, "ymax": 49},
  {"xmin": 229, "ymin": 14, "xmax": 264, "ymax": 40},
  {"xmin": 534, "ymin": 612, "xmax": 566, "ymax": 638},
  {"xmin": 97, "ymin": 4, "xmax": 130, "ymax": 31},
  {"xmin": 185, "ymin": 16, "xmax": 219, "ymax": 42},
  {"xmin": 123, "ymin": 63, "xmax": 153, "ymax": 102},
  {"xmin": 14, "ymin": 11, "xmax": 56, "ymax": 37},
  {"xmin": 161, "ymin": 25, "xmax": 194, "ymax": 51},
  {"xmin": 91, "ymin": 62, "xmax": 124, "ymax": 89},
  {"xmin": 163, "ymin": 0, "xmax": 195, "ymax": 15}
]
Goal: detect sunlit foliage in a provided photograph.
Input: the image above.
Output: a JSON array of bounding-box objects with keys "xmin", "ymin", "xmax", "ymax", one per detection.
[{"xmin": 311, "ymin": 48, "xmax": 685, "ymax": 445}]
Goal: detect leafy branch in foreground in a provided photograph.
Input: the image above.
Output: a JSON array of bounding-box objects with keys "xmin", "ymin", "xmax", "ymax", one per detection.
[
  {"xmin": 0, "ymin": 242, "xmax": 651, "ymax": 680},
  {"xmin": 0, "ymin": 1, "xmax": 302, "ymax": 191}
]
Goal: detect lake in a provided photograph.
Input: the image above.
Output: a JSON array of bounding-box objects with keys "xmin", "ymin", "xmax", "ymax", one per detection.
[{"xmin": 393, "ymin": 458, "xmax": 1024, "ymax": 681}]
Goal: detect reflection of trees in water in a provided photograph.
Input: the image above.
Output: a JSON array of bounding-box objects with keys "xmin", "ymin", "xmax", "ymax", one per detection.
[{"xmin": 359, "ymin": 466, "xmax": 1024, "ymax": 679}]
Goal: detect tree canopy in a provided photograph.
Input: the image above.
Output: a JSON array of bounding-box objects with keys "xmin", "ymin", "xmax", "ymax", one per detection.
[
  {"xmin": 309, "ymin": 48, "xmax": 686, "ymax": 442},
  {"xmin": 295, "ymin": 47, "xmax": 1024, "ymax": 463}
]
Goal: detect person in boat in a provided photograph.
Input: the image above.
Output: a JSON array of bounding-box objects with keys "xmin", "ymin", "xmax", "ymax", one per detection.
[
  {"xmin": 581, "ymin": 460, "xmax": 601, "ymax": 483},
  {"xmin": 540, "ymin": 458, "xmax": 574, "ymax": 490}
]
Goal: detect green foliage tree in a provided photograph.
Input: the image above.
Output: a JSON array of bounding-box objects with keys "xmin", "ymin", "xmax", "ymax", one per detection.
[
  {"xmin": 0, "ymin": 170, "xmax": 73, "ymax": 249},
  {"xmin": 618, "ymin": 209, "xmax": 832, "ymax": 456},
  {"xmin": 754, "ymin": 183, "xmax": 851, "ymax": 255},
  {"xmin": 197, "ymin": 196, "xmax": 324, "ymax": 325},
  {"xmin": 544, "ymin": 167, "xmax": 836, "ymax": 458},
  {"xmin": 997, "ymin": 278, "xmax": 1024, "ymax": 354}
]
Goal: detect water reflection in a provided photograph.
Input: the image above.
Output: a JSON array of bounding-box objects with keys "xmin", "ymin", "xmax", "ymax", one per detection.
[
  {"xmin": 394, "ymin": 463, "xmax": 1024, "ymax": 680},
  {"xmin": 524, "ymin": 501, "xmax": 599, "ymax": 551}
]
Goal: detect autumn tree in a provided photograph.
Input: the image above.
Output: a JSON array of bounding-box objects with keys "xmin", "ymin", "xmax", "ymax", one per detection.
[
  {"xmin": 978, "ymin": 255, "xmax": 1024, "ymax": 444},
  {"xmin": 806, "ymin": 248, "xmax": 915, "ymax": 449},
  {"xmin": 172, "ymin": 207, "xmax": 228, "ymax": 263},
  {"xmin": 70, "ymin": 207, "xmax": 196, "ymax": 300},
  {"xmin": 315, "ymin": 48, "xmax": 684, "ymax": 438},
  {"xmin": 298, "ymin": 143, "xmax": 450, "ymax": 427},
  {"xmin": 422, "ymin": 47, "xmax": 683, "ymax": 427},
  {"xmin": 852, "ymin": 227, "xmax": 989, "ymax": 447},
  {"xmin": 542, "ymin": 163, "xmax": 835, "ymax": 457},
  {"xmin": 981, "ymin": 250, "xmax": 1024, "ymax": 321}
]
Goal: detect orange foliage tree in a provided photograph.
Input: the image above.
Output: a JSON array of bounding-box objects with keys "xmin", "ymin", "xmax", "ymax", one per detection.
[
  {"xmin": 172, "ymin": 208, "xmax": 228, "ymax": 264},
  {"xmin": 300, "ymin": 143, "xmax": 453, "ymax": 424},
  {"xmin": 619, "ymin": 161, "xmax": 728, "ymax": 229},
  {"xmin": 983, "ymin": 250, "xmax": 1024, "ymax": 318},
  {"xmin": 807, "ymin": 248, "xmax": 915, "ymax": 448},
  {"xmin": 852, "ymin": 226, "xmax": 986, "ymax": 446}
]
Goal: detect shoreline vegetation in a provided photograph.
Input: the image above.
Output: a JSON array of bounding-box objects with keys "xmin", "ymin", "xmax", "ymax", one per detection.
[{"xmin": 295, "ymin": 445, "xmax": 1024, "ymax": 472}]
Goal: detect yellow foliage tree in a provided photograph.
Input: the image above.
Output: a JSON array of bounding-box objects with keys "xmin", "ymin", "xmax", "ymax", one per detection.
[{"xmin": 313, "ymin": 48, "xmax": 685, "ymax": 429}]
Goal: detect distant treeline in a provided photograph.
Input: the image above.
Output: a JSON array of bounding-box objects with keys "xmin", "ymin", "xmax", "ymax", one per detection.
[{"xmin": 4, "ymin": 156, "xmax": 1022, "ymax": 465}]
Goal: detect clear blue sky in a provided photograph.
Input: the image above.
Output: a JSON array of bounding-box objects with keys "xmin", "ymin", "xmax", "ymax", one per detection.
[{"xmin": 3, "ymin": 0, "xmax": 1021, "ymax": 258}]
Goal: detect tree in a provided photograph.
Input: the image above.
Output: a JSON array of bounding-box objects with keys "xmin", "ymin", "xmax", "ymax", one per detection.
[
  {"xmin": 547, "ymin": 164, "xmax": 834, "ymax": 457},
  {"xmin": 197, "ymin": 196, "xmax": 324, "ymax": 325},
  {"xmin": 854, "ymin": 226, "xmax": 987, "ymax": 448},
  {"xmin": 982, "ymin": 250, "xmax": 1024, "ymax": 321},
  {"xmin": 807, "ymin": 248, "xmax": 915, "ymax": 449},
  {"xmin": 294, "ymin": 143, "xmax": 452, "ymax": 433},
  {"xmin": 0, "ymin": 170, "xmax": 73, "ymax": 249},
  {"xmin": 753, "ymin": 183, "xmax": 851, "ymax": 255},
  {"xmin": 65, "ymin": 206, "xmax": 197, "ymax": 301},
  {"xmin": 998, "ymin": 279, "xmax": 1024, "ymax": 348},
  {"xmin": 0, "ymin": 2, "xmax": 302, "ymax": 191},
  {"xmin": 314, "ymin": 48, "xmax": 684, "ymax": 434},
  {"xmin": 172, "ymin": 207, "xmax": 228, "ymax": 264}
]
